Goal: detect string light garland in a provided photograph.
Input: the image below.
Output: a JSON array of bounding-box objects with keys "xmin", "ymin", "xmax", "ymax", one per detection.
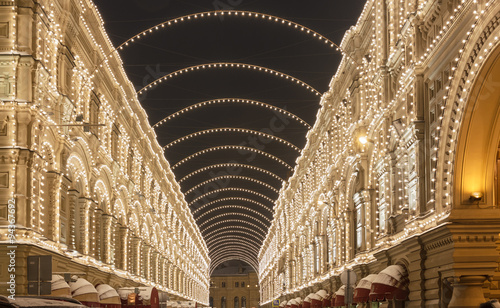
[
  {"xmin": 116, "ymin": 10, "xmax": 350, "ymax": 54},
  {"xmin": 137, "ymin": 62, "xmax": 321, "ymax": 96},
  {"xmin": 195, "ymin": 205, "xmax": 272, "ymax": 222},
  {"xmin": 203, "ymin": 225, "xmax": 265, "ymax": 241},
  {"xmin": 203, "ymin": 229, "xmax": 264, "ymax": 246},
  {"xmin": 172, "ymin": 145, "xmax": 293, "ymax": 171},
  {"xmin": 209, "ymin": 246, "xmax": 260, "ymax": 263},
  {"xmin": 188, "ymin": 187, "xmax": 274, "ymax": 207},
  {"xmin": 206, "ymin": 234, "xmax": 263, "ymax": 250},
  {"xmin": 164, "ymin": 127, "xmax": 300, "ymax": 152},
  {"xmin": 209, "ymin": 256, "xmax": 259, "ymax": 275},
  {"xmin": 192, "ymin": 197, "xmax": 273, "ymax": 216},
  {"xmin": 198, "ymin": 213, "xmax": 270, "ymax": 230},
  {"xmin": 179, "ymin": 163, "xmax": 283, "ymax": 184},
  {"xmin": 185, "ymin": 175, "xmax": 279, "ymax": 195},
  {"xmin": 210, "ymin": 255, "xmax": 260, "ymax": 274},
  {"xmin": 208, "ymin": 241, "xmax": 261, "ymax": 260},
  {"xmin": 153, "ymin": 98, "xmax": 311, "ymax": 129}
]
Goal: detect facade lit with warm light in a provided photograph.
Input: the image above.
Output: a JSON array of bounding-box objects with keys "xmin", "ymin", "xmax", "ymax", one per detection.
[
  {"xmin": 0, "ymin": 0, "xmax": 209, "ymax": 304},
  {"xmin": 0, "ymin": 0, "xmax": 499, "ymax": 308},
  {"xmin": 258, "ymin": 0, "xmax": 500, "ymax": 307}
]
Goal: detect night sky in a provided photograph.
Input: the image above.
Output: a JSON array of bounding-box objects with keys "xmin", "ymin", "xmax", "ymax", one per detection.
[{"xmin": 92, "ymin": 0, "xmax": 366, "ymax": 269}]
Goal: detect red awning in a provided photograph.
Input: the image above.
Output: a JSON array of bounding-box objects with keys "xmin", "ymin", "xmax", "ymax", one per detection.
[
  {"xmin": 353, "ymin": 274, "xmax": 377, "ymax": 303},
  {"xmin": 289, "ymin": 299, "xmax": 298, "ymax": 308},
  {"xmin": 292, "ymin": 297, "xmax": 302, "ymax": 308},
  {"xmin": 369, "ymin": 265, "xmax": 409, "ymax": 301},
  {"xmin": 321, "ymin": 294, "xmax": 332, "ymax": 308},
  {"xmin": 309, "ymin": 293, "xmax": 322, "ymax": 308},
  {"xmin": 302, "ymin": 297, "xmax": 310, "ymax": 308},
  {"xmin": 333, "ymin": 285, "xmax": 345, "ymax": 307}
]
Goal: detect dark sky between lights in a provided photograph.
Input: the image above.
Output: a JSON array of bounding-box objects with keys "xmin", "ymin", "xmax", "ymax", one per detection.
[{"xmin": 92, "ymin": 0, "xmax": 366, "ymax": 270}]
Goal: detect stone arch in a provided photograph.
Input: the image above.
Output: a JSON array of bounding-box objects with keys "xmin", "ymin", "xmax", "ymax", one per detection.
[
  {"xmin": 94, "ymin": 179, "xmax": 110, "ymax": 211},
  {"xmin": 128, "ymin": 209, "xmax": 140, "ymax": 236},
  {"xmin": 436, "ymin": 4, "xmax": 500, "ymax": 210},
  {"xmin": 114, "ymin": 196, "xmax": 127, "ymax": 226},
  {"xmin": 452, "ymin": 43, "xmax": 500, "ymax": 209},
  {"xmin": 68, "ymin": 138, "xmax": 94, "ymax": 178}
]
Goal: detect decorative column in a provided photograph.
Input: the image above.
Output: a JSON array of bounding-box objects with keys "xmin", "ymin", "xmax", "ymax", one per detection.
[
  {"xmin": 94, "ymin": 207, "xmax": 103, "ymax": 260},
  {"xmin": 446, "ymin": 216, "xmax": 500, "ymax": 308},
  {"xmin": 68, "ymin": 190, "xmax": 79, "ymax": 250},
  {"xmin": 101, "ymin": 214, "xmax": 112, "ymax": 264},
  {"xmin": 78, "ymin": 198, "xmax": 90, "ymax": 254},
  {"xmin": 110, "ymin": 217, "xmax": 117, "ymax": 265},
  {"xmin": 142, "ymin": 244, "xmax": 151, "ymax": 280},
  {"xmin": 118, "ymin": 227, "xmax": 129, "ymax": 270},
  {"xmin": 131, "ymin": 236, "xmax": 141, "ymax": 276},
  {"xmin": 362, "ymin": 190, "xmax": 374, "ymax": 250},
  {"xmin": 45, "ymin": 171, "xmax": 61, "ymax": 241},
  {"xmin": 151, "ymin": 251, "xmax": 159, "ymax": 283}
]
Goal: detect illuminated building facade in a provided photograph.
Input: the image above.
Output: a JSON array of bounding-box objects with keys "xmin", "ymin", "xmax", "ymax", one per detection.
[
  {"xmin": 0, "ymin": 0, "xmax": 209, "ymax": 304},
  {"xmin": 209, "ymin": 265, "xmax": 260, "ymax": 308},
  {"xmin": 259, "ymin": 0, "xmax": 500, "ymax": 307}
]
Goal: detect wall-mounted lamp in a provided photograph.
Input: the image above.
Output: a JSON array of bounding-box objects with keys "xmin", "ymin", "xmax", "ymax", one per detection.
[
  {"xmin": 469, "ymin": 192, "xmax": 483, "ymax": 202},
  {"xmin": 358, "ymin": 135, "xmax": 373, "ymax": 145}
]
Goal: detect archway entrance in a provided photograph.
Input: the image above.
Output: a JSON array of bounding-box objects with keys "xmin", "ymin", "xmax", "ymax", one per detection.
[
  {"xmin": 448, "ymin": 38, "xmax": 500, "ymax": 308},
  {"xmin": 453, "ymin": 42, "xmax": 500, "ymax": 209}
]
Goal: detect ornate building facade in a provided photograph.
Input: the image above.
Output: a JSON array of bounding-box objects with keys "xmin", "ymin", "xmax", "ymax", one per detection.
[
  {"xmin": 0, "ymin": 0, "xmax": 209, "ymax": 304},
  {"xmin": 258, "ymin": 0, "xmax": 500, "ymax": 307},
  {"xmin": 209, "ymin": 268, "xmax": 260, "ymax": 308}
]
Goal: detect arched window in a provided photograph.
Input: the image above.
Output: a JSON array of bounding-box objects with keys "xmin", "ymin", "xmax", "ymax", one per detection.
[
  {"xmin": 234, "ymin": 297, "xmax": 239, "ymax": 308},
  {"xmin": 241, "ymin": 297, "xmax": 246, "ymax": 308},
  {"xmin": 221, "ymin": 297, "xmax": 226, "ymax": 308}
]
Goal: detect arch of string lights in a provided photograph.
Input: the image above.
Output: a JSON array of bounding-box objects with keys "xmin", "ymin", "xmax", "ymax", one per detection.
[
  {"xmin": 210, "ymin": 256, "xmax": 260, "ymax": 275},
  {"xmin": 196, "ymin": 205, "xmax": 271, "ymax": 223},
  {"xmin": 203, "ymin": 225, "xmax": 264, "ymax": 242},
  {"xmin": 207, "ymin": 237, "xmax": 262, "ymax": 253},
  {"xmin": 192, "ymin": 197, "xmax": 273, "ymax": 216},
  {"xmin": 137, "ymin": 62, "xmax": 320, "ymax": 96},
  {"xmin": 179, "ymin": 163, "xmax": 283, "ymax": 184},
  {"xmin": 185, "ymin": 175, "xmax": 279, "ymax": 196},
  {"xmin": 164, "ymin": 127, "xmax": 300, "ymax": 152},
  {"xmin": 108, "ymin": 8, "xmax": 348, "ymax": 275},
  {"xmin": 153, "ymin": 98, "xmax": 311, "ymax": 129},
  {"xmin": 172, "ymin": 145, "xmax": 293, "ymax": 171},
  {"xmin": 198, "ymin": 213, "xmax": 270, "ymax": 230},
  {"xmin": 188, "ymin": 187, "xmax": 275, "ymax": 208},
  {"xmin": 204, "ymin": 229, "xmax": 264, "ymax": 246}
]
